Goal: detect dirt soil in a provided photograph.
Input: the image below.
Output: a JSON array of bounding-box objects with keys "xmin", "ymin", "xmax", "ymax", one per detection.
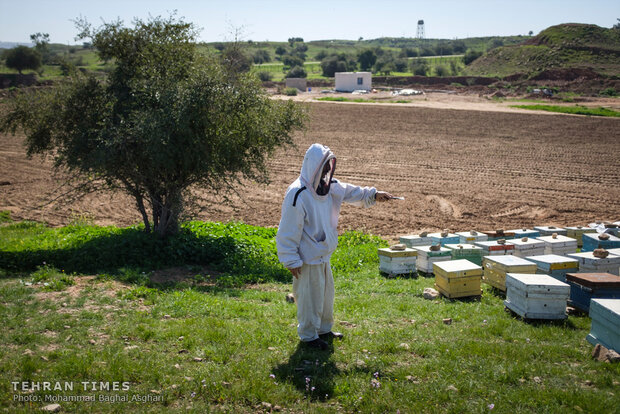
[{"xmin": 1, "ymin": 96, "xmax": 619, "ymax": 242}]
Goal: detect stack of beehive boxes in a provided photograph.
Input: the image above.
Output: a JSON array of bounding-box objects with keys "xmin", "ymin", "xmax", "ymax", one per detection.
[
  {"xmin": 568, "ymin": 251, "xmax": 620, "ymax": 276},
  {"xmin": 481, "ymin": 230, "xmax": 515, "ymax": 241},
  {"xmin": 565, "ymin": 226, "xmax": 597, "ymax": 248},
  {"xmin": 414, "ymin": 245, "xmax": 452, "ymax": 274},
  {"xmin": 526, "ymin": 254, "xmax": 579, "ymax": 282},
  {"xmin": 433, "ymin": 260, "xmax": 483, "ymax": 298},
  {"xmin": 399, "ymin": 233, "xmax": 432, "ymax": 248},
  {"xmin": 483, "ymin": 255, "xmax": 537, "ymax": 291},
  {"xmin": 582, "ymin": 233, "xmax": 620, "ymax": 252},
  {"xmin": 507, "ymin": 238, "xmax": 545, "ymax": 258},
  {"xmin": 455, "ymin": 230, "xmax": 488, "ymax": 244},
  {"xmin": 428, "ymin": 231, "xmax": 460, "ymax": 246},
  {"xmin": 565, "ymin": 273, "xmax": 620, "ymax": 312},
  {"xmin": 475, "ymin": 240, "xmax": 515, "ymax": 256},
  {"xmin": 537, "ymin": 234, "xmax": 578, "ymax": 256},
  {"xmin": 504, "ymin": 273, "xmax": 570, "ymax": 320},
  {"xmin": 377, "ymin": 246, "xmax": 418, "ymax": 276},
  {"xmin": 534, "ymin": 226, "xmax": 567, "ymax": 236},
  {"xmin": 509, "ymin": 228, "xmax": 541, "ymax": 239},
  {"xmin": 586, "ymin": 298, "xmax": 620, "ymax": 353},
  {"xmin": 445, "ymin": 243, "xmax": 484, "ymax": 266}
]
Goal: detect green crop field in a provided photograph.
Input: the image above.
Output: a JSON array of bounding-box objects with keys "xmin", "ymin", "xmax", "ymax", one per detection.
[{"xmin": 1, "ymin": 214, "xmax": 618, "ymax": 413}]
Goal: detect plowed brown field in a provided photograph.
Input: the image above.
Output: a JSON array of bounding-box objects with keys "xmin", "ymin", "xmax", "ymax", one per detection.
[{"xmin": 1, "ymin": 101, "xmax": 619, "ymax": 241}]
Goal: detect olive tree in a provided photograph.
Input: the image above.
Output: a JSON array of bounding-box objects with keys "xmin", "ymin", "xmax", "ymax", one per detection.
[
  {"xmin": 1, "ymin": 16, "xmax": 306, "ymax": 237},
  {"xmin": 4, "ymin": 46, "xmax": 42, "ymax": 74}
]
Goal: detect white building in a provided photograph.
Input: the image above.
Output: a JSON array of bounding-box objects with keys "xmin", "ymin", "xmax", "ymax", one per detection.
[{"xmin": 334, "ymin": 72, "xmax": 372, "ymax": 92}]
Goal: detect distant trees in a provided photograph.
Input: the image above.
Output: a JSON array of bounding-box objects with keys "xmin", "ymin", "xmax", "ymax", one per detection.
[
  {"xmin": 410, "ymin": 58, "xmax": 429, "ymax": 76},
  {"xmin": 357, "ymin": 49, "xmax": 377, "ymax": 71},
  {"xmin": 463, "ymin": 49, "xmax": 483, "ymax": 65},
  {"xmin": 286, "ymin": 65, "xmax": 307, "ymax": 78},
  {"xmin": 30, "ymin": 32, "xmax": 51, "ymax": 63},
  {"xmin": 252, "ymin": 49, "xmax": 271, "ymax": 64},
  {"xmin": 320, "ymin": 53, "xmax": 356, "ymax": 77},
  {"xmin": 614, "ymin": 19, "xmax": 620, "ymax": 30},
  {"xmin": 4, "ymin": 46, "xmax": 42, "ymax": 74}
]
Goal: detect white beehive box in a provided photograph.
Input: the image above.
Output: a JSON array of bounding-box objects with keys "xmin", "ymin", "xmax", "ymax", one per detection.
[
  {"xmin": 399, "ymin": 234, "xmax": 432, "ymax": 248},
  {"xmin": 536, "ymin": 235, "xmax": 578, "ymax": 256},
  {"xmin": 378, "ymin": 247, "xmax": 417, "ymax": 275},
  {"xmin": 482, "ymin": 255, "xmax": 537, "ymax": 291},
  {"xmin": 455, "ymin": 231, "xmax": 488, "ymax": 244},
  {"xmin": 567, "ymin": 252, "xmax": 620, "ymax": 276},
  {"xmin": 586, "ymin": 298, "xmax": 620, "ymax": 352},
  {"xmin": 534, "ymin": 226, "xmax": 568, "ymax": 237},
  {"xmin": 504, "ymin": 273, "xmax": 570, "ymax": 320},
  {"xmin": 525, "ymin": 254, "xmax": 579, "ymax": 282},
  {"xmin": 607, "ymin": 248, "xmax": 620, "ymax": 257},
  {"xmin": 413, "ymin": 245, "xmax": 452, "ymax": 274},
  {"xmin": 474, "ymin": 240, "xmax": 515, "ymax": 256},
  {"xmin": 565, "ymin": 226, "xmax": 597, "ymax": 248},
  {"xmin": 507, "ymin": 238, "xmax": 546, "ymax": 258}
]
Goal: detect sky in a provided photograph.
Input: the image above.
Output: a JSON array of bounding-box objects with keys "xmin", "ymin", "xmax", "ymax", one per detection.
[{"xmin": 1, "ymin": 0, "xmax": 619, "ymax": 44}]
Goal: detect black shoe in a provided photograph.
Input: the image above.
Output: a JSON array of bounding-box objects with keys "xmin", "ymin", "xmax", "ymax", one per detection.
[
  {"xmin": 306, "ymin": 338, "xmax": 329, "ymax": 350},
  {"xmin": 319, "ymin": 331, "xmax": 344, "ymax": 340}
]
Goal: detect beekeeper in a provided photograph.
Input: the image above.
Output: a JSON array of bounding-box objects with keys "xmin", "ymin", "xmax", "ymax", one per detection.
[{"xmin": 276, "ymin": 143, "xmax": 394, "ymax": 350}]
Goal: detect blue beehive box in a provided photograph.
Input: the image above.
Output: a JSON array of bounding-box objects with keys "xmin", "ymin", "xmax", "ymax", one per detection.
[
  {"xmin": 508, "ymin": 228, "xmax": 541, "ymax": 239},
  {"xmin": 586, "ymin": 298, "xmax": 620, "ymax": 353},
  {"xmin": 526, "ymin": 254, "xmax": 579, "ymax": 282},
  {"xmin": 534, "ymin": 226, "xmax": 567, "ymax": 237},
  {"xmin": 565, "ymin": 273, "xmax": 620, "ymax": 313},
  {"xmin": 582, "ymin": 233, "xmax": 620, "ymax": 252},
  {"xmin": 428, "ymin": 232, "xmax": 460, "ymax": 246}
]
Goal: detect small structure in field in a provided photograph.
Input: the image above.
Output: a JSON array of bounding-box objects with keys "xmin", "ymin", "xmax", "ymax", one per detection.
[
  {"xmin": 335, "ymin": 72, "xmax": 372, "ymax": 92},
  {"xmin": 285, "ymin": 78, "xmax": 307, "ymax": 91}
]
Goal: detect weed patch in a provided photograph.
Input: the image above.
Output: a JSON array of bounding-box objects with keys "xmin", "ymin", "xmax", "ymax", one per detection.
[{"xmin": 511, "ymin": 104, "xmax": 620, "ymax": 117}]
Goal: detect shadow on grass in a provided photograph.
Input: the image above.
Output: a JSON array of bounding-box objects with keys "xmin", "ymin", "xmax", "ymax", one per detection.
[{"xmin": 272, "ymin": 338, "xmax": 340, "ymax": 401}]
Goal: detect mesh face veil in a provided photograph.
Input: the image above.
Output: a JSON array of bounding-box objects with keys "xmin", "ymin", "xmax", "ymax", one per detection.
[{"xmin": 316, "ymin": 157, "xmax": 336, "ymax": 195}]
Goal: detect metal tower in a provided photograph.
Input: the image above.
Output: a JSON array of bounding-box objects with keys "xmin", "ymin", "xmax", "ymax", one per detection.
[{"xmin": 416, "ymin": 20, "xmax": 425, "ymax": 39}]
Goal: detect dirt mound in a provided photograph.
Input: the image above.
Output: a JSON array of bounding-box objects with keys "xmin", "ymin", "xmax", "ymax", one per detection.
[{"xmin": 529, "ymin": 68, "xmax": 601, "ymax": 81}]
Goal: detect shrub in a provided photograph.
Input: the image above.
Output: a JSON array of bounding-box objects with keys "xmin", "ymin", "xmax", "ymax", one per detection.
[
  {"xmin": 257, "ymin": 71, "xmax": 273, "ymax": 81},
  {"xmin": 286, "ymin": 65, "xmax": 307, "ymax": 78},
  {"xmin": 284, "ymin": 87, "xmax": 298, "ymax": 96},
  {"xmin": 600, "ymin": 87, "xmax": 618, "ymax": 97},
  {"xmin": 463, "ymin": 49, "xmax": 483, "ymax": 65},
  {"xmin": 435, "ymin": 65, "xmax": 449, "ymax": 76}
]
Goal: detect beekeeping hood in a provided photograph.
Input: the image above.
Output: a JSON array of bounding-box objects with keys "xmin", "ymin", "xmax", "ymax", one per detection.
[{"xmin": 300, "ymin": 144, "xmax": 336, "ymax": 197}]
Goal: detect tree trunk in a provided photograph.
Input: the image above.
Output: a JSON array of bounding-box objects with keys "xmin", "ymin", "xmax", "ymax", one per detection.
[{"xmin": 151, "ymin": 191, "xmax": 181, "ymax": 237}]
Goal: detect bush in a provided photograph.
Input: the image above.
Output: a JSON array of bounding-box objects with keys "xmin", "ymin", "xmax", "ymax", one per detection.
[
  {"xmin": 253, "ymin": 49, "xmax": 271, "ymax": 64},
  {"xmin": 257, "ymin": 71, "xmax": 273, "ymax": 81},
  {"xmin": 463, "ymin": 49, "xmax": 483, "ymax": 65},
  {"xmin": 286, "ymin": 65, "xmax": 307, "ymax": 78},
  {"xmin": 411, "ymin": 59, "xmax": 428, "ymax": 76},
  {"xmin": 284, "ymin": 87, "xmax": 298, "ymax": 96},
  {"xmin": 282, "ymin": 55, "xmax": 304, "ymax": 68},
  {"xmin": 600, "ymin": 87, "xmax": 618, "ymax": 97}
]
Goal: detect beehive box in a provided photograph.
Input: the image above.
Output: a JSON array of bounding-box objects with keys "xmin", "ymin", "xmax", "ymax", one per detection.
[
  {"xmin": 483, "ymin": 256, "xmax": 537, "ymax": 291},
  {"xmin": 586, "ymin": 298, "xmax": 620, "ymax": 352},
  {"xmin": 525, "ymin": 254, "xmax": 579, "ymax": 282},
  {"xmin": 414, "ymin": 246, "xmax": 452, "ymax": 274},
  {"xmin": 399, "ymin": 234, "xmax": 432, "ymax": 248},
  {"xmin": 455, "ymin": 231, "xmax": 488, "ymax": 244},
  {"xmin": 507, "ymin": 238, "xmax": 546, "ymax": 258},
  {"xmin": 504, "ymin": 273, "xmax": 570, "ymax": 320},
  {"xmin": 474, "ymin": 240, "xmax": 515, "ymax": 256},
  {"xmin": 567, "ymin": 252, "xmax": 620, "ymax": 276},
  {"xmin": 565, "ymin": 226, "xmax": 597, "ymax": 248},
  {"xmin": 508, "ymin": 228, "xmax": 541, "ymax": 239},
  {"xmin": 378, "ymin": 247, "xmax": 418, "ymax": 275},
  {"xmin": 582, "ymin": 233, "xmax": 620, "ymax": 252},
  {"xmin": 433, "ymin": 259, "xmax": 483, "ymax": 298},
  {"xmin": 534, "ymin": 226, "xmax": 568, "ymax": 237},
  {"xmin": 480, "ymin": 230, "xmax": 516, "ymax": 241},
  {"xmin": 565, "ymin": 273, "xmax": 620, "ymax": 313},
  {"xmin": 536, "ymin": 235, "xmax": 578, "ymax": 256},
  {"xmin": 428, "ymin": 232, "xmax": 460, "ymax": 246},
  {"xmin": 445, "ymin": 243, "xmax": 484, "ymax": 266}
]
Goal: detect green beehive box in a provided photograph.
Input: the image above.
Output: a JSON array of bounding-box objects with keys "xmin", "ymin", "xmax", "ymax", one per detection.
[{"xmin": 445, "ymin": 243, "xmax": 484, "ymax": 266}]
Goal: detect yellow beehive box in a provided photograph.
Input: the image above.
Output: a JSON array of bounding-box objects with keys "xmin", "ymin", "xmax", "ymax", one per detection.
[
  {"xmin": 434, "ymin": 260, "xmax": 483, "ymax": 298},
  {"xmin": 483, "ymin": 256, "xmax": 537, "ymax": 291},
  {"xmin": 565, "ymin": 226, "xmax": 597, "ymax": 247}
]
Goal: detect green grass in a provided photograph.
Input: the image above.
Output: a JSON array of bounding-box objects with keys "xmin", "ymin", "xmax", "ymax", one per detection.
[
  {"xmin": 510, "ymin": 104, "xmax": 620, "ymax": 117},
  {"xmin": 0, "ymin": 219, "xmax": 618, "ymax": 412}
]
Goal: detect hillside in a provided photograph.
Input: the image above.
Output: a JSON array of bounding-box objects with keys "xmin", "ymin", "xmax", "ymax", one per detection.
[{"xmin": 466, "ymin": 23, "xmax": 620, "ymax": 77}]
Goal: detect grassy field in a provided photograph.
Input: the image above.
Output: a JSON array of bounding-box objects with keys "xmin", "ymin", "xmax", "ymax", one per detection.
[
  {"xmin": 511, "ymin": 104, "xmax": 620, "ymax": 117},
  {"xmin": 1, "ymin": 215, "xmax": 618, "ymax": 413}
]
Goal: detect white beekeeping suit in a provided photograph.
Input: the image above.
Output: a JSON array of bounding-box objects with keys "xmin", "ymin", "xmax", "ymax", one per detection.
[{"xmin": 276, "ymin": 143, "xmax": 378, "ymax": 346}]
